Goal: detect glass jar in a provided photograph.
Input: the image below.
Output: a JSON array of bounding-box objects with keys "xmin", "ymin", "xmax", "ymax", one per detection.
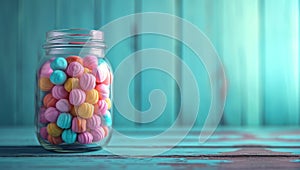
[{"xmin": 35, "ymin": 29, "xmax": 113, "ymax": 152}]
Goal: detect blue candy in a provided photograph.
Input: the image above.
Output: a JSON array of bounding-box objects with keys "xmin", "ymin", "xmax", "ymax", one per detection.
[
  {"xmin": 56, "ymin": 113, "xmax": 72, "ymax": 129},
  {"xmin": 103, "ymin": 111, "xmax": 112, "ymax": 126},
  {"xmin": 50, "ymin": 70, "xmax": 67, "ymax": 85},
  {"xmin": 50, "ymin": 57, "xmax": 67, "ymax": 70},
  {"xmin": 62, "ymin": 129, "xmax": 77, "ymax": 144}
]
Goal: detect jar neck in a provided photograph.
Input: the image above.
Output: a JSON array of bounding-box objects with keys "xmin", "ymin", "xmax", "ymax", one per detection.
[{"xmin": 44, "ymin": 29, "xmax": 105, "ymax": 57}]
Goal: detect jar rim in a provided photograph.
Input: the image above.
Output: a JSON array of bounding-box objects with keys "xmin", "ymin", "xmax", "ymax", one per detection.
[{"xmin": 44, "ymin": 28, "xmax": 105, "ymax": 49}]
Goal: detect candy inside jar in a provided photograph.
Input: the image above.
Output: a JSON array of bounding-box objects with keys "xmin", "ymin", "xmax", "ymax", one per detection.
[{"xmin": 36, "ymin": 31, "xmax": 113, "ymax": 152}]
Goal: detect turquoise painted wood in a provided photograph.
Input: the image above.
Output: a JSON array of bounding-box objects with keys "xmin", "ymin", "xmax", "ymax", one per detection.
[
  {"xmin": 98, "ymin": 0, "xmax": 138, "ymax": 130},
  {"xmin": 263, "ymin": 0, "xmax": 299, "ymax": 125},
  {"xmin": 17, "ymin": 0, "xmax": 57, "ymax": 126},
  {"xmin": 137, "ymin": 0, "xmax": 178, "ymax": 127},
  {"xmin": 0, "ymin": 0, "xmax": 299, "ymax": 127},
  {"xmin": 0, "ymin": 0, "xmax": 19, "ymax": 126}
]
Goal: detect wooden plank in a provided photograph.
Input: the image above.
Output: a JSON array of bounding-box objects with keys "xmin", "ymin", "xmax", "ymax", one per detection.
[
  {"xmin": 97, "ymin": 0, "xmax": 137, "ymax": 129},
  {"xmin": 55, "ymin": 0, "xmax": 95, "ymax": 28},
  {"xmin": 17, "ymin": 0, "xmax": 56, "ymax": 125},
  {"xmin": 180, "ymin": 0, "xmax": 210, "ymax": 126},
  {"xmin": 136, "ymin": 0, "xmax": 178, "ymax": 127},
  {"xmin": 221, "ymin": 0, "xmax": 244, "ymax": 126},
  {"xmin": 1, "ymin": 156, "xmax": 300, "ymax": 170},
  {"xmin": 239, "ymin": 0, "xmax": 261, "ymax": 126},
  {"xmin": 0, "ymin": 0, "xmax": 18, "ymax": 125},
  {"xmin": 263, "ymin": 0, "xmax": 299, "ymax": 125}
]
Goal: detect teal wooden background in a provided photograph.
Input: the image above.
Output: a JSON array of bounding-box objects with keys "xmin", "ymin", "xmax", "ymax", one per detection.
[{"xmin": 0, "ymin": 0, "xmax": 299, "ymax": 127}]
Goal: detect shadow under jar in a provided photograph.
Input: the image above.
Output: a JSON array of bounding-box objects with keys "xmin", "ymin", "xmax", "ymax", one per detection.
[{"xmin": 35, "ymin": 29, "xmax": 113, "ymax": 152}]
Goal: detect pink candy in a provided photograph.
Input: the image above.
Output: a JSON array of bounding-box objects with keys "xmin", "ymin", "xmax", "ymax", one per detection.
[
  {"xmin": 66, "ymin": 62, "xmax": 84, "ymax": 78},
  {"xmin": 39, "ymin": 61, "xmax": 53, "ymax": 78},
  {"xmin": 52, "ymin": 85, "xmax": 68, "ymax": 99},
  {"xmin": 78, "ymin": 132, "xmax": 93, "ymax": 144},
  {"xmin": 69, "ymin": 89, "xmax": 86, "ymax": 106},
  {"xmin": 79, "ymin": 73, "xmax": 96, "ymax": 91},
  {"xmin": 39, "ymin": 107, "xmax": 49, "ymax": 124},
  {"xmin": 83, "ymin": 55, "xmax": 98, "ymax": 70},
  {"xmin": 55, "ymin": 99, "xmax": 71, "ymax": 112},
  {"xmin": 90, "ymin": 127, "xmax": 105, "ymax": 142},
  {"xmin": 95, "ymin": 84, "xmax": 110, "ymax": 99},
  {"xmin": 44, "ymin": 107, "xmax": 60, "ymax": 123},
  {"xmin": 87, "ymin": 115, "xmax": 101, "ymax": 129},
  {"xmin": 96, "ymin": 100, "xmax": 108, "ymax": 115},
  {"xmin": 40, "ymin": 127, "xmax": 48, "ymax": 139},
  {"xmin": 92, "ymin": 63, "xmax": 109, "ymax": 83}
]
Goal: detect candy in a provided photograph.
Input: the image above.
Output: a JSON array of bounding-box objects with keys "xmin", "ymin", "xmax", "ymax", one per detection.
[
  {"xmin": 95, "ymin": 84, "xmax": 109, "ymax": 99},
  {"xmin": 71, "ymin": 117, "xmax": 87, "ymax": 133},
  {"xmin": 103, "ymin": 111, "xmax": 112, "ymax": 126},
  {"xmin": 50, "ymin": 70, "xmax": 67, "ymax": 85},
  {"xmin": 78, "ymin": 132, "xmax": 93, "ymax": 144},
  {"xmin": 56, "ymin": 113, "xmax": 72, "ymax": 129},
  {"xmin": 47, "ymin": 135, "xmax": 62, "ymax": 145},
  {"xmin": 43, "ymin": 93, "xmax": 58, "ymax": 108},
  {"xmin": 79, "ymin": 73, "xmax": 96, "ymax": 91},
  {"xmin": 96, "ymin": 99, "xmax": 108, "ymax": 116},
  {"xmin": 39, "ymin": 60, "xmax": 53, "ymax": 78},
  {"xmin": 92, "ymin": 63, "xmax": 109, "ymax": 83},
  {"xmin": 69, "ymin": 89, "xmax": 86, "ymax": 106},
  {"xmin": 47, "ymin": 123, "xmax": 62, "ymax": 137},
  {"xmin": 84, "ymin": 67, "xmax": 91, "ymax": 74},
  {"xmin": 102, "ymin": 126, "xmax": 109, "ymax": 137},
  {"xmin": 66, "ymin": 62, "xmax": 84, "ymax": 78},
  {"xmin": 64, "ymin": 78, "xmax": 80, "ymax": 92},
  {"xmin": 66, "ymin": 56, "xmax": 83, "ymax": 65},
  {"xmin": 90, "ymin": 127, "xmax": 105, "ymax": 142},
  {"xmin": 39, "ymin": 107, "xmax": 49, "ymax": 124},
  {"xmin": 77, "ymin": 102, "xmax": 94, "ymax": 119},
  {"xmin": 50, "ymin": 57, "xmax": 67, "ymax": 70},
  {"xmin": 40, "ymin": 127, "xmax": 48, "ymax": 139},
  {"xmin": 85, "ymin": 89, "xmax": 99, "ymax": 104},
  {"xmin": 37, "ymin": 55, "xmax": 112, "ymax": 145},
  {"xmin": 70, "ymin": 105, "xmax": 77, "ymax": 117},
  {"xmin": 105, "ymin": 98, "xmax": 112, "ymax": 110},
  {"xmin": 83, "ymin": 55, "xmax": 98, "ymax": 70},
  {"xmin": 55, "ymin": 99, "xmax": 71, "ymax": 112},
  {"xmin": 39, "ymin": 77, "xmax": 54, "ymax": 91},
  {"xmin": 61, "ymin": 129, "xmax": 77, "ymax": 144},
  {"xmin": 52, "ymin": 85, "xmax": 68, "ymax": 99},
  {"xmin": 86, "ymin": 115, "xmax": 101, "ymax": 130},
  {"xmin": 44, "ymin": 107, "xmax": 60, "ymax": 123},
  {"xmin": 102, "ymin": 72, "xmax": 111, "ymax": 85}
]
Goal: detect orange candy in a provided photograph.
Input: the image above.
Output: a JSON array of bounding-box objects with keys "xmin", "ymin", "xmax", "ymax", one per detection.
[
  {"xmin": 70, "ymin": 105, "xmax": 77, "ymax": 117},
  {"xmin": 47, "ymin": 135, "xmax": 62, "ymax": 145},
  {"xmin": 43, "ymin": 93, "xmax": 58, "ymax": 108},
  {"xmin": 39, "ymin": 77, "xmax": 54, "ymax": 91},
  {"xmin": 66, "ymin": 56, "xmax": 83, "ymax": 65},
  {"xmin": 102, "ymin": 126, "xmax": 109, "ymax": 137}
]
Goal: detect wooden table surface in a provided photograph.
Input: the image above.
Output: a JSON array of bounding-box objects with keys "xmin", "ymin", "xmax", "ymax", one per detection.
[{"xmin": 1, "ymin": 127, "xmax": 300, "ymax": 170}]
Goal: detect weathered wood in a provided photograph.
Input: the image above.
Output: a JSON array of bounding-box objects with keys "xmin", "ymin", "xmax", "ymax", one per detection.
[{"xmin": 0, "ymin": 128, "xmax": 300, "ymax": 169}]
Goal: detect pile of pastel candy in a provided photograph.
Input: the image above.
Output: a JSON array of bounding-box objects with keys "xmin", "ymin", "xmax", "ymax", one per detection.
[{"xmin": 38, "ymin": 55, "xmax": 112, "ymax": 145}]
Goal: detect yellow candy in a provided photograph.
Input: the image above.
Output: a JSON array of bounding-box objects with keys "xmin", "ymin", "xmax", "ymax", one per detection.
[
  {"xmin": 77, "ymin": 103, "xmax": 94, "ymax": 119},
  {"xmin": 47, "ymin": 123, "xmax": 62, "ymax": 137},
  {"xmin": 64, "ymin": 78, "xmax": 80, "ymax": 92},
  {"xmin": 85, "ymin": 89, "xmax": 99, "ymax": 104},
  {"xmin": 105, "ymin": 98, "xmax": 112, "ymax": 110},
  {"xmin": 84, "ymin": 67, "xmax": 91, "ymax": 74},
  {"xmin": 39, "ymin": 77, "xmax": 54, "ymax": 91}
]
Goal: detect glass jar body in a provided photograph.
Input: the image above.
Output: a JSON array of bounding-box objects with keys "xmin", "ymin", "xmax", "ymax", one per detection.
[{"xmin": 35, "ymin": 29, "xmax": 112, "ymax": 152}]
